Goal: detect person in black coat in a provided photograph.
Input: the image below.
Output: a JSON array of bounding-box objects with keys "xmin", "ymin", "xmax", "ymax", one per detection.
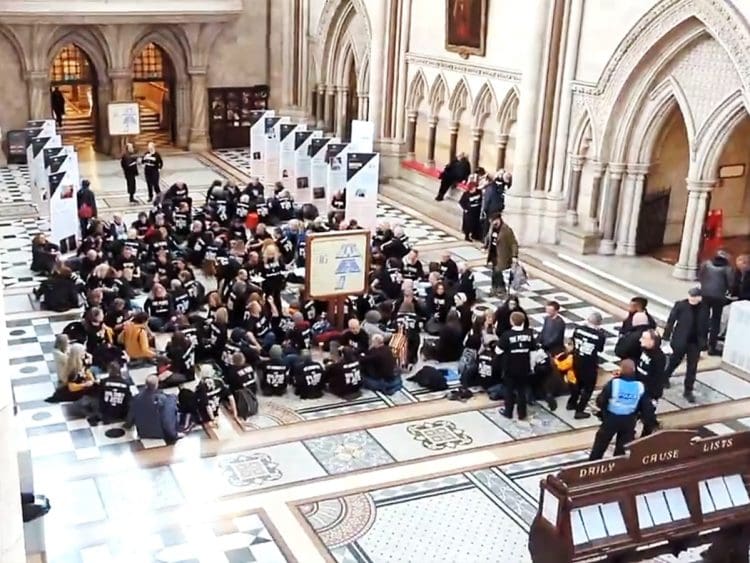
[
  {"xmin": 619, "ymin": 297, "xmax": 657, "ymax": 336},
  {"xmin": 663, "ymin": 287, "xmax": 710, "ymax": 403},
  {"xmin": 35, "ymin": 266, "xmax": 80, "ymax": 312},
  {"xmin": 120, "ymin": 143, "xmax": 139, "ymax": 203},
  {"xmin": 77, "ymin": 179, "xmax": 98, "ymax": 236},
  {"xmin": 51, "ymin": 87, "xmax": 66, "ymax": 127},
  {"xmin": 436, "ymin": 153, "xmax": 471, "ymax": 201},
  {"xmin": 733, "ymin": 254, "xmax": 750, "ymax": 301},
  {"xmin": 142, "ymin": 142, "xmax": 164, "ymax": 201},
  {"xmin": 458, "ymin": 180, "xmax": 482, "ymax": 241},
  {"xmin": 614, "ymin": 312, "xmax": 652, "ymax": 362}
]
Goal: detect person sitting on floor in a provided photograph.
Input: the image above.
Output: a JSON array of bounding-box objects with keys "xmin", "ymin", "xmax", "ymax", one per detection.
[
  {"xmin": 422, "ymin": 310, "xmax": 464, "ymax": 363},
  {"xmin": 119, "ymin": 311, "xmax": 156, "ymax": 364},
  {"xmin": 260, "ymin": 345, "xmax": 289, "ymax": 396},
  {"xmin": 95, "ymin": 361, "xmax": 133, "ymax": 425},
  {"xmin": 35, "ymin": 266, "xmax": 80, "ymax": 312},
  {"xmin": 326, "ymin": 346, "xmax": 363, "ymax": 399},
  {"xmin": 31, "ymin": 234, "xmax": 59, "ymax": 274},
  {"xmin": 293, "ymin": 350, "xmax": 326, "ymax": 399},
  {"xmin": 159, "ymin": 331, "xmax": 196, "ymax": 388},
  {"xmin": 126, "ymin": 375, "xmax": 181, "ymax": 443},
  {"xmin": 361, "ymin": 334, "xmax": 402, "ymax": 395}
]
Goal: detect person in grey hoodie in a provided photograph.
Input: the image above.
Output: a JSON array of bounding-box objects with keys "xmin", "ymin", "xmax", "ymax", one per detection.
[{"xmin": 698, "ymin": 250, "xmax": 734, "ymax": 355}]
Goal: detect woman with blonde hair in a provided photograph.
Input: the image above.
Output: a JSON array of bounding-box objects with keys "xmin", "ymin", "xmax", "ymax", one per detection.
[
  {"xmin": 53, "ymin": 334, "xmax": 70, "ymax": 385},
  {"xmin": 262, "ymin": 243, "xmax": 286, "ymax": 311},
  {"xmin": 46, "ymin": 343, "xmax": 98, "ymax": 414}
]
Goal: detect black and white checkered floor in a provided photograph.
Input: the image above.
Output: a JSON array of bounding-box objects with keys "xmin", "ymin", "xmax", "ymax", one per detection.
[{"xmin": 0, "ymin": 164, "xmax": 31, "ymax": 204}]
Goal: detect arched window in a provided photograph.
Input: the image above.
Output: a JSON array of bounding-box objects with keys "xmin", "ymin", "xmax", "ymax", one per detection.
[
  {"xmin": 50, "ymin": 44, "xmax": 93, "ymax": 83},
  {"xmin": 132, "ymin": 43, "xmax": 164, "ymax": 81}
]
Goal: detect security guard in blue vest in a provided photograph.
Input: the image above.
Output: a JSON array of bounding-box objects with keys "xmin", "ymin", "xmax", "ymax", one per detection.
[{"xmin": 588, "ymin": 359, "xmax": 657, "ymax": 460}]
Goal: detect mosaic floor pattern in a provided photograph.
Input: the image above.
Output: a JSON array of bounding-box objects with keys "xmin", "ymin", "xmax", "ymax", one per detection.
[{"xmin": 299, "ymin": 417, "xmax": 750, "ymax": 563}]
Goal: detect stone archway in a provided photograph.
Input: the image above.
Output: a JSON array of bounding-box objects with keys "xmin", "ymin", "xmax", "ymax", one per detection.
[{"xmin": 130, "ymin": 29, "xmax": 190, "ymax": 149}]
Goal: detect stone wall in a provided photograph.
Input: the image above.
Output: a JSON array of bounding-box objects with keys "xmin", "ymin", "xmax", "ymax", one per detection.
[{"xmin": 0, "ymin": 32, "xmax": 30, "ymax": 134}]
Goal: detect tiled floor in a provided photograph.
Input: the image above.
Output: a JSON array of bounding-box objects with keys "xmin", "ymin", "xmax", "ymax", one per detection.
[
  {"xmin": 299, "ymin": 416, "xmax": 750, "ymax": 563},
  {"xmin": 5, "ymin": 150, "xmax": 750, "ymax": 563}
]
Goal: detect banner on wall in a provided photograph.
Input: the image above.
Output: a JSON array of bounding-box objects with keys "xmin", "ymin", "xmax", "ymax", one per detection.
[
  {"xmin": 310, "ymin": 136, "xmax": 335, "ymax": 200},
  {"xmin": 325, "ymin": 142, "xmax": 349, "ymax": 201},
  {"xmin": 293, "ymin": 129, "xmax": 319, "ymax": 192},
  {"xmin": 345, "ymin": 152, "xmax": 380, "ymax": 230},
  {"xmin": 47, "ymin": 146, "xmax": 80, "ymax": 252},
  {"xmin": 250, "ymin": 109, "xmax": 274, "ymax": 180},
  {"xmin": 263, "ymin": 115, "xmax": 289, "ymax": 186},
  {"xmin": 350, "ymin": 120, "xmax": 375, "ymax": 152},
  {"xmin": 279, "ymin": 122, "xmax": 301, "ymax": 190}
]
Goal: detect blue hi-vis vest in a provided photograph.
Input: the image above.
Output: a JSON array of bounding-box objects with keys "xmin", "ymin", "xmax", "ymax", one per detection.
[{"xmin": 607, "ymin": 378, "xmax": 644, "ymax": 415}]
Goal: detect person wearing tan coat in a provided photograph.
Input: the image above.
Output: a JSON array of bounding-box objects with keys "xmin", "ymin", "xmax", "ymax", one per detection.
[{"xmin": 486, "ymin": 216, "xmax": 518, "ymax": 297}]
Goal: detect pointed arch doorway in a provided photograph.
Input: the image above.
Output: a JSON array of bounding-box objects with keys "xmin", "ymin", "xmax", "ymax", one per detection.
[
  {"xmin": 131, "ymin": 42, "xmax": 176, "ymax": 149},
  {"xmin": 50, "ymin": 44, "xmax": 100, "ymax": 147}
]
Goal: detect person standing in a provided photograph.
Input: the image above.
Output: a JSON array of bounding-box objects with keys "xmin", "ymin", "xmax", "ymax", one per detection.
[
  {"xmin": 588, "ymin": 360, "xmax": 656, "ymax": 460},
  {"xmin": 458, "ymin": 179, "xmax": 482, "ymax": 241},
  {"xmin": 698, "ymin": 250, "xmax": 734, "ymax": 355},
  {"xmin": 569, "ymin": 312, "xmax": 606, "ymax": 418},
  {"xmin": 142, "ymin": 142, "xmax": 164, "ymax": 202},
  {"xmin": 663, "ymin": 287, "xmax": 710, "ymax": 403},
  {"xmin": 636, "ymin": 329, "xmax": 667, "ymax": 434},
  {"xmin": 498, "ymin": 311, "xmax": 536, "ymax": 420},
  {"xmin": 51, "ymin": 87, "xmax": 66, "ymax": 127},
  {"xmin": 436, "ymin": 152, "xmax": 471, "ymax": 201},
  {"xmin": 733, "ymin": 254, "xmax": 750, "ymax": 301},
  {"xmin": 76, "ymin": 179, "xmax": 97, "ymax": 237},
  {"xmin": 120, "ymin": 143, "xmax": 139, "ymax": 204},
  {"xmin": 481, "ymin": 172, "xmax": 507, "ymax": 231},
  {"xmin": 488, "ymin": 216, "xmax": 518, "ymax": 297},
  {"xmin": 538, "ymin": 300, "xmax": 566, "ymax": 355}
]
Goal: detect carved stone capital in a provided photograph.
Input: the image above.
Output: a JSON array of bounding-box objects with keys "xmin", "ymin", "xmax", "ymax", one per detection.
[
  {"xmin": 428, "ymin": 116, "xmax": 438, "ymax": 127},
  {"xmin": 627, "ymin": 163, "xmax": 651, "ymax": 175},
  {"xmin": 407, "ymin": 110, "xmax": 418, "ymax": 121},
  {"xmin": 686, "ymin": 178, "xmax": 716, "ymax": 193},
  {"xmin": 109, "ymin": 68, "xmax": 132, "ymax": 80},
  {"xmin": 188, "ymin": 66, "xmax": 208, "ymax": 77},
  {"xmin": 607, "ymin": 162, "xmax": 628, "ymax": 179},
  {"xmin": 569, "ymin": 154, "xmax": 586, "ymax": 172}
]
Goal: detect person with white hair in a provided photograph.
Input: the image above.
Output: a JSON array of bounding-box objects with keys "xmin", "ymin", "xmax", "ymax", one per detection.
[
  {"xmin": 120, "ymin": 142, "xmax": 139, "ymax": 203},
  {"xmin": 142, "ymin": 141, "xmax": 164, "ymax": 201},
  {"xmin": 569, "ymin": 312, "xmax": 607, "ymax": 418}
]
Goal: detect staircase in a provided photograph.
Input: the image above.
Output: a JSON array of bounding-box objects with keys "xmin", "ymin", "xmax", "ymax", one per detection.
[{"xmin": 380, "ymin": 166, "xmax": 464, "ymax": 232}]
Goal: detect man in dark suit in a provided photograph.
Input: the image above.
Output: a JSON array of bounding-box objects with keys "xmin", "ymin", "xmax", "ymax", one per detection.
[
  {"xmin": 662, "ymin": 287, "xmax": 710, "ymax": 403},
  {"xmin": 436, "ymin": 152, "xmax": 471, "ymax": 201}
]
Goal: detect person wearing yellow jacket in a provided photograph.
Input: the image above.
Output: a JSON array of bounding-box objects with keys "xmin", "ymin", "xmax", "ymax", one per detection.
[
  {"xmin": 119, "ymin": 312, "xmax": 156, "ymax": 363},
  {"xmin": 553, "ymin": 339, "xmax": 577, "ymax": 408}
]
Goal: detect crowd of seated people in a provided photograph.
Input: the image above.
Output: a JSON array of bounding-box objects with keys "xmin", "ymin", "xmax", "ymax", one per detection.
[{"xmin": 35, "ymin": 177, "xmax": 510, "ymax": 439}]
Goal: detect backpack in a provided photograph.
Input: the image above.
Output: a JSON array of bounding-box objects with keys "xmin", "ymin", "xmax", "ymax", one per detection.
[
  {"xmin": 233, "ymin": 388, "xmax": 258, "ymax": 419},
  {"xmin": 78, "ymin": 203, "xmax": 93, "ymax": 219},
  {"xmin": 458, "ymin": 348, "xmax": 478, "ymax": 382},
  {"xmin": 508, "ymin": 261, "xmax": 528, "ymax": 293},
  {"xmin": 389, "ymin": 328, "xmax": 408, "ymax": 369}
]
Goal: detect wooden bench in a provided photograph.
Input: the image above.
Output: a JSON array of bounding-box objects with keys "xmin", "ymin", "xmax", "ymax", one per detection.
[{"xmin": 529, "ymin": 429, "xmax": 750, "ymax": 562}]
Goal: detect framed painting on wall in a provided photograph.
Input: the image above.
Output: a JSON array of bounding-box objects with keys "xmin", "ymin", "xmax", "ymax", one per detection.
[{"xmin": 445, "ymin": 0, "xmax": 488, "ymax": 58}]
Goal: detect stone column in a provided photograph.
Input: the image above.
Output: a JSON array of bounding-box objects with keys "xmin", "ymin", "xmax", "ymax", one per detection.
[
  {"xmin": 618, "ymin": 164, "xmax": 649, "ymax": 256},
  {"xmin": 549, "ymin": 0, "xmax": 585, "ymax": 194},
  {"xmin": 448, "ymin": 121, "xmax": 459, "ymax": 162},
  {"xmin": 510, "ymin": 0, "xmax": 553, "ymax": 193},
  {"xmin": 188, "ymin": 67, "xmax": 209, "ymax": 152},
  {"xmin": 108, "ymin": 69, "xmax": 133, "ymax": 156},
  {"xmin": 405, "ymin": 110, "xmax": 418, "ymax": 160},
  {"xmin": 367, "ymin": 0, "xmax": 388, "ymax": 139},
  {"xmin": 325, "ymin": 87, "xmax": 336, "ymax": 133},
  {"xmin": 27, "ymin": 70, "xmax": 51, "ymax": 121},
  {"xmin": 674, "ymin": 180, "xmax": 714, "ymax": 280},
  {"xmin": 470, "ymin": 128, "xmax": 482, "ymax": 171},
  {"xmin": 360, "ymin": 95, "xmax": 370, "ymax": 121},
  {"xmin": 175, "ymin": 81, "xmax": 190, "ymax": 149},
  {"xmin": 336, "ymin": 86, "xmax": 349, "ymax": 139},
  {"xmin": 496, "ymin": 134, "xmax": 508, "ymax": 172},
  {"xmin": 1, "ymin": 294, "xmax": 25, "ymax": 563},
  {"xmin": 599, "ymin": 163, "xmax": 627, "ymax": 254},
  {"xmin": 95, "ymin": 81, "xmax": 112, "ymax": 155},
  {"xmin": 316, "ymin": 85, "xmax": 326, "ymax": 128},
  {"xmin": 565, "ymin": 154, "xmax": 585, "ymax": 225},
  {"xmin": 426, "ymin": 116, "xmax": 438, "ymax": 167},
  {"xmin": 587, "ymin": 162, "xmax": 605, "ymax": 233}
]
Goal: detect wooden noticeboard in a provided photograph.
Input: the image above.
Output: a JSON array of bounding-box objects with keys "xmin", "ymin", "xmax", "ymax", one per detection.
[
  {"xmin": 208, "ymin": 85, "xmax": 269, "ymax": 149},
  {"xmin": 304, "ymin": 230, "xmax": 371, "ymax": 329}
]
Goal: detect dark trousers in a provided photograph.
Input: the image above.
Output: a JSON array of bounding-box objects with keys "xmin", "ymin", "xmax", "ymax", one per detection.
[
  {"xmin": 145, "ymin": 171, "xmax": 161, "ymax": 200},
  {"xmin": 503, "ymin": 376, "xmax": 527, "ymax": 419},
  {"xmin": 589, "ymin": 414, "xmax": 637, "ymax": 460},
  {"xmin": 665, "ymin": 342, "xmax": 700, "ymax": 392},
  {"xmin": 704, "ymin": 296, "xmax": 726, "ymax": 350},
  {"xmin": 437, "ymin": 178, "xmax": 453, "ymax": 200},
  {"xmin": 568, "ymin": 364, "xmax": 597, "ymax": 412},
  {"xmin": 491, "ymin": 268, "xmax": 506, "ymax": 294},
  {"xmin": 126, "ymin": 175, "xmax": 137, "ymax": 200}
]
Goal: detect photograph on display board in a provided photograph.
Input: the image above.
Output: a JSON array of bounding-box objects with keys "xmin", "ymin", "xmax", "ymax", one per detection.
[{"xmin": 445, "ymin": 0, "xmax": 488, "ymax": 58}]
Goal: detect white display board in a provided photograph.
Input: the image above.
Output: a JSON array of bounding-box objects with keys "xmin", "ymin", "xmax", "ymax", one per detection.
[
  {"xmin": 263, "ymin": 116, "xmax": 288, "ymax": 186},
  {"xmin": 345, "ymin": 152, "xmax": 380, "ymax": 229},
  {"xmin": 305, "ymin": 230, "xmax": 370, "ymax": 299},
  {"xmin": 325, "ymin": 142, "xmax": 349, "ymax": 202},
  {"xmin": 107, "ymin": 102, "xmax": 141, "ymax": 136},
  {"xmin": 723, "ymin": 300, "xmax": 750, "ymax": 374},
  {"xmin": 310, "ymin": 136, "xmax": 335, "ymax": 199},
  {"xmin": 350, "ymin": 120, "xmax": 375, "ymax": 152},
  {"xmin": 48, "ymin": 146, "xmax": 80, "ymax": 252},
  {"xmin": 26, "ymin": 124, "xmax": 61, "ymax": 216},
  {"xmin": 293, "ymin": 129, "xmax": 319, "ymax": 199},
  {"xmin": 250, "ymin": 110, "xmax": 274, "ymax": 181},
  {"xmin": 279, "ymin": 122, "xmax": 300, "ymax": 190}
]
